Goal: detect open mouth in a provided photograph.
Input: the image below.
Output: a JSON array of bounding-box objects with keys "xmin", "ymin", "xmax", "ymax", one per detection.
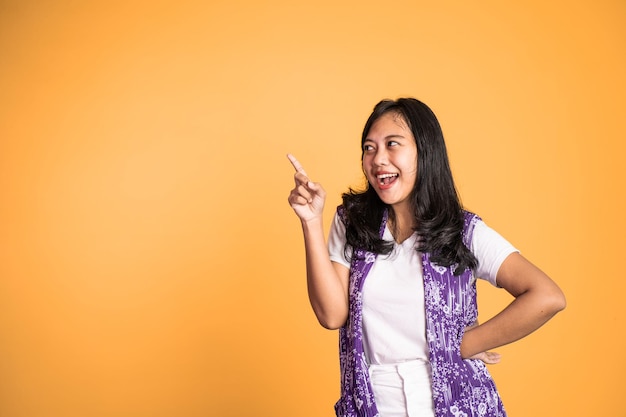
[{"xmin": 377, "ymin": 173, "xmax": 398, "ymax": 186}]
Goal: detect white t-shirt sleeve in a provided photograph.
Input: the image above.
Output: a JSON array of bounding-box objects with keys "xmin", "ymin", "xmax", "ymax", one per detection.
[
  {"xmin": 328, "ymin": 212, "xmax": 351, "ymax": 268},
  {"xmin": 471, "ymin": 220, "xmax": 519, "ymax": 287}
]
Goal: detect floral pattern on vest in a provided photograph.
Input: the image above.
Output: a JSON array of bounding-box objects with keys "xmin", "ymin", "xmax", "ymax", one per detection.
[{"xmin": 334, "ymin": 207, "xmax": 506, "ymax": 417}]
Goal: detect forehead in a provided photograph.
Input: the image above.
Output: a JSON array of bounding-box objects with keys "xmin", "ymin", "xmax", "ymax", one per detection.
[{"xmin": 366, "ymin": 111, "xmax": 411, "ymax": 138}]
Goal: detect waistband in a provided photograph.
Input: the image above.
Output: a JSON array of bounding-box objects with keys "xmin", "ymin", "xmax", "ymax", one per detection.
[{"xmin": 368, "ymin": 359, "xmax": 430, "ymax": 372}]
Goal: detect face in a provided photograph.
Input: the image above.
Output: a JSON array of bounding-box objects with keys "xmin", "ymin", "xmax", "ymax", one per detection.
[{"xmin": 362, "ymin": 112, "xmax": 418, "ymax": 212}]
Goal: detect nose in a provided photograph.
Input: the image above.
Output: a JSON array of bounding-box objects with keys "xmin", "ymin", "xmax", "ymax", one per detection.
[{"xmin": 372, "ymin": 147, "xmax": 388, "ymax": 166}]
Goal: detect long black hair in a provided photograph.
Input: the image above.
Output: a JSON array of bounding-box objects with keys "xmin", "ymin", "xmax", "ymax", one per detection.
[{"xmin": 342, "ymin": 98, "xmax": 477, "ymax": 275}]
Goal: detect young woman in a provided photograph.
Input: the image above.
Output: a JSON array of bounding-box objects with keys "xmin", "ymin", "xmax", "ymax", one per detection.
[{"xmin": 287, "ymin": 98, "xmax": 565, "ymax": 417}]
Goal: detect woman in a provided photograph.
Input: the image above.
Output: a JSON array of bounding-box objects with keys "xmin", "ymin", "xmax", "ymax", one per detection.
[{"xmin": 287, "ymin": 98, "xmax": 565, "ymax": 417}]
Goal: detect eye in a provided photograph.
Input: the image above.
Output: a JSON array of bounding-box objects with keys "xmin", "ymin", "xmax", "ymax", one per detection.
[
  {"xmin": 387, "ymin": 140, "xmax": 399, "ymax": 147},
  {"xmin": 363, "ymin": 144, "xmax": 375, "ymax": 152}
]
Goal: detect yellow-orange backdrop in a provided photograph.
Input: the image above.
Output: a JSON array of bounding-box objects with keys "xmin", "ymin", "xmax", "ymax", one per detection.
[{"xmin": 1, "ymin": 1, "xmax": 624, "ymax": 416}]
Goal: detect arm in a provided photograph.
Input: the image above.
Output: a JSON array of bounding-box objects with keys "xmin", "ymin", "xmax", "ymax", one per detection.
[
  {"xmin": 460, "ymin": 252, "xmax": 566, "ymax": 358},
  {"xmin": 287, "ymin": 154, "xmax": 350, "ymax": 329}
]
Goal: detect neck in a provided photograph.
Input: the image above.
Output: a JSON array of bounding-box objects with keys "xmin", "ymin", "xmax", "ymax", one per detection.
[{"xmin": 388, "ymin": 205, "xmax": 416, "ymax": 243}]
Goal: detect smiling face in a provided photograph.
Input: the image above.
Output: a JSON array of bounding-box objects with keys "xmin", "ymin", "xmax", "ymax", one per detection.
[{"xmin": 362, "ymin": 111, "xmax": 418, "ymax": 213}]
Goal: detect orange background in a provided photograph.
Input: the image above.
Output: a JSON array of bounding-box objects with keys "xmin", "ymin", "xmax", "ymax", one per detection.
[{"xmin": 1, "ymin": 1, "xmax": 624, "ymax": 416}]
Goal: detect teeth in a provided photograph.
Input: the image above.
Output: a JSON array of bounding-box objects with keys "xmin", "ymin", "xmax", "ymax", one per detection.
[{"xmin": 377, "ymin": 173, "xmax": 398, "ymax": 185}]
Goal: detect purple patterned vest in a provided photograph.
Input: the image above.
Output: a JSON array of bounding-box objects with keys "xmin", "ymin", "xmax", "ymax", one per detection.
[{"xmin": 334, "ymin": 207, "xmax": 506, "ymax": 417}]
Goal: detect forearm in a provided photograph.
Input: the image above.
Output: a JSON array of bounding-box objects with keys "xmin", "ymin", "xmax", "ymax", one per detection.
[
  {"xmin": 461, "ymin": 287, "xmax": 565, "ymax": 358},
  {"xmin": 301, "ymin": 218, "xmax": 349, "ymax": 329}
]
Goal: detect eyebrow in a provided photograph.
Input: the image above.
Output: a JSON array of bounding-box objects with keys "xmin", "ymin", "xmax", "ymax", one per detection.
[{"xmin": 363, "ymin": 134, "xmax": 406, "ymax": 142}]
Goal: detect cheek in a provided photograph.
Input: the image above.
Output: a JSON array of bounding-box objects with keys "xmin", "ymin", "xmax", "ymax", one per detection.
[
  {"xmin": 362, "ymin": 161, "xmax": 377, "ymax": 185},
  {"xmin": 408, "ymin": 149, "xmax": 418, "ymax": 173},
  {"xmin": 402, "ymin": 154, "xmax": 418, "ymax": 174},
  {"xmin": 361, "ymin": 157, "xmax": 372, "ymax": 173},
  {"xmin": 403, "ymin": 160, "xmax": 418, "ymax": 185}
]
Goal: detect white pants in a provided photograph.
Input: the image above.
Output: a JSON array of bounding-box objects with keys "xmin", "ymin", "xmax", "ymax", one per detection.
[{"xmin": 368, "ymin": 360, "xmax": 436, "ymax": 417}]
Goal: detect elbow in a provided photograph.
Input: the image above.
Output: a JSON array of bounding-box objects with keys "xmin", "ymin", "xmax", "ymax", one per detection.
[
  {"xmin": 316, "ymin": 313, "xmax": 348, "ymax": 330},
  {"xmin": 555, "ymin": 291, "xmax": 567, "ymax": 312},
  {"xmin": 310, "ymin": 300, "xmax": 348, "ymax": 330},
  {"xmin": 545, "ymin": 288, "xmax": 567, "ymax": 315}
]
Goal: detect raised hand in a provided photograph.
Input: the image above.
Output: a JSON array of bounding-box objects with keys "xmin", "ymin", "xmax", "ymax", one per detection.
[{"xmin": 287, "ymin": 154, "xmax": 326, "ymax": 223}]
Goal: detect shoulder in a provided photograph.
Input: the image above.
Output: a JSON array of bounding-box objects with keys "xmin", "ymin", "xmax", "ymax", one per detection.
[
  {"xmin": 328, "ymin": 207, "xmax": 351, "ymax": 267},
  {"xmin": 470, "ymin": 218, "xmax": 519, "ymax": 285},
  {"xmin": 462, "ymin": 209, "xmax": 482, "ymax": 224},
  {"xmin": 461, "ymin": 210, "xmax": 482, "ymax": 246},
  {"xmin": 336, "ymin": 204, "xmax": 348, "ymax": 225},
  {"xmin": 331, "ymin": 207, "xmax": 347, "ymax": 235}
]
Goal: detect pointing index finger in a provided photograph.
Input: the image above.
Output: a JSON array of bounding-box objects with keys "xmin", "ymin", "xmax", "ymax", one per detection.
[{"xmin": 287, "ymin": 153, "xmax": 308, "ymax": 177}]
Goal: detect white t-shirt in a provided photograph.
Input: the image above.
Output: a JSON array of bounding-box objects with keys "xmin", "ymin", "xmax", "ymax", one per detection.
[{"xmin": 327, "ymin": 212, "xmax": 517, "ymax": 365}]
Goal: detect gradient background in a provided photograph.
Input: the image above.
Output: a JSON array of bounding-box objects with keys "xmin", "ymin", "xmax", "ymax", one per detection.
[{"xmin": 1, "ymin": 1, "xmax": 624, "ymax": 416}]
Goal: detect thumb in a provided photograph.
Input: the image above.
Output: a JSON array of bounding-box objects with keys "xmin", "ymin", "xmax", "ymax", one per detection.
[{"xmin": 307, "ymin": 180, "xmax": 326, "ymax": 197}]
